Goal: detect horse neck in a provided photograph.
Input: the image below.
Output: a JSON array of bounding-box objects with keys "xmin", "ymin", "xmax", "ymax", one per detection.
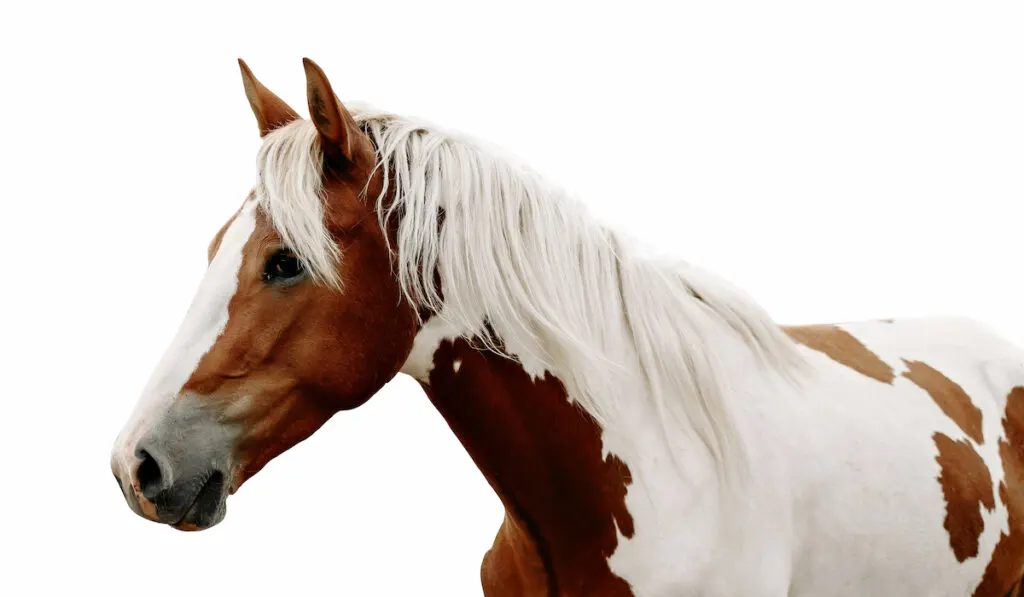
[{"xmin": 412, "ymin": 333, "xmax": 638, "ymax": 594}]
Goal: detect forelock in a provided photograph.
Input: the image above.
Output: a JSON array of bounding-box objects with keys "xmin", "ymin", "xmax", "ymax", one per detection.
[{"xmin": 253, "ymin": 119, "xmax": 341, "ymax": 288}]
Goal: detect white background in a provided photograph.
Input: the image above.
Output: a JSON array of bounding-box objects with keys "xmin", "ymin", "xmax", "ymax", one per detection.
[{"xmin": 2, "ymin": 1, "xmax": 1023, "ymax": 595}]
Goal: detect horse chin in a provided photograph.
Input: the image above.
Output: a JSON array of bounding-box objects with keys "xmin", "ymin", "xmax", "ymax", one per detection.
[
  {"xmin": 171, "ymin": 515, "xmax": 223, "ymax": 532},
  {"xmin": 170, "ymin": 503, "xmax": 226, "ymax": 531},
  {"xmin": 169, "ymin": 472, "xmax": 229, "ymax": 532}
]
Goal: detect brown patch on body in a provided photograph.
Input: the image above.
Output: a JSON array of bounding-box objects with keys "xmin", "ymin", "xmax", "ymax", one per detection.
[
  {"xmin": 784, "ymin": 325, "xmax": 895, "ymax": 383},
  {"xmin": 904, "ymin": 360, "xmax": 984, "ymax": 444},
  {"xmin": 973, "ymin": 387, "xmax": 1024, "ymax": 596},
  {"xmin": 423, "ymin": 338, "xmax": 635, "ymax": 596},
  {"xmin": 933, "ymin": 432, "xmax": 995, "ymax": 561}
]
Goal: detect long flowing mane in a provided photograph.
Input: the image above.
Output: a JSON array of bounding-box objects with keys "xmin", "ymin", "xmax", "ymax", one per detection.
[{"xmin": 252, "ymin": 106, "xmax": 806, "ymax": 479}]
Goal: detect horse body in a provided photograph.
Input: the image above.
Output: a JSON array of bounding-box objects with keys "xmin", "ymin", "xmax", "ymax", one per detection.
[
  {"xmin": 407, "ymin": 313, "xmax": 1024, "ymax": 596},
  {"xmin": 110, "ymin": 59, "xmax": 1024, "ymax": 596},
  {"xmin": 774, "ymin": 318, "xmax": 1024, "ymax": 596},
  {"xmin": 766, "ymin": 317, "xmax": 1024, "ymax": 597}
]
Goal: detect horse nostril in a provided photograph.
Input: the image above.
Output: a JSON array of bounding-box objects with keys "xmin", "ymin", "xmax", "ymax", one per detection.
[{"xmin": 136, "ymin": 450, "xmax": 165, "ymax": 501}]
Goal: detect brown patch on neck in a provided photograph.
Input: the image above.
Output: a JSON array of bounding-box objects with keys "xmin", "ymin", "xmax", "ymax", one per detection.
[
  {"xmin": 933, "ymin": 432, "xmax": 995, "ymax": 561},
  {"xmin": 421, "ymin": 338, "xmax": 634, "ymax": 596},
  {"xmin": 904, "ymin": 360, "xmax": 984, "ymax": 444},
  {"xmin": 972, "ymin": 387, "xmax": 1024, "ymax": 596},
  {"xmin": 784, "ymin": 325, "xmax": 895, "ymax": 383}
]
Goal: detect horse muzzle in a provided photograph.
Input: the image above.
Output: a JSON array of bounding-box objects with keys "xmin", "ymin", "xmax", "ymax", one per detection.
[{"xmin": 111, "ymin": 399, "xmax": 238, "ymax": 531}]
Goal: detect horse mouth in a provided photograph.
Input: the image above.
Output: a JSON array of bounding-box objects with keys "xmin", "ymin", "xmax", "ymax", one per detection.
[{"xmin": 171, "ymin": 471, "xmax": 227, "ymax": 531}]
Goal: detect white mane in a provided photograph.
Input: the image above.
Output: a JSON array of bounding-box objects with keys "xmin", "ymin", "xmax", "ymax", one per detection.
[{"xmin": 252, "ymin": 108, "xmax": 806, "ymax": 480}]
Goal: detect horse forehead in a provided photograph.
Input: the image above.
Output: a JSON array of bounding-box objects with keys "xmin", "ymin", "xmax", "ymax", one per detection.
[
  {"xmin": 208, "ymin": 193, "xmax": 264, "ymax": 259},
  {"xmin": 208, "ymin": 209, "xmax": 241, "ymax": 262}
]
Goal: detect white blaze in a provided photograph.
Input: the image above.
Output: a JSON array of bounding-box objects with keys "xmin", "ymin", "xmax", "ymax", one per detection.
[{"xmin": 111, "ymin": 200, "xmax": 257, "ymax": 477}]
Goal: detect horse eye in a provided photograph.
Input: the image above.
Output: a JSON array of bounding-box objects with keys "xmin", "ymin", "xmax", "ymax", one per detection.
[{"xmin": 263, "ymin": 250, "xmax": 305, "ymax": 283}]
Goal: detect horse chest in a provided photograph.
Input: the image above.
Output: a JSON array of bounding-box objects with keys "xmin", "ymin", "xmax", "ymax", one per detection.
[{"xmin": 479, "ymin": 512, "xmax": 636, "ymax": 597}]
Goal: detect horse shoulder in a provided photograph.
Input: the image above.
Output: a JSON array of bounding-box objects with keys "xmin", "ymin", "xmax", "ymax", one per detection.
[{"xmin": 480, "ymin": 513, "xmax": 549, "ymax": 597}]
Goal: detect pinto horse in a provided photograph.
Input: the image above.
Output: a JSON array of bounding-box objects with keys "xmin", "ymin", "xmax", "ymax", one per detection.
[{"xmin": 111, "ymin": 58, "xmax": 1024, "ymax": 596}]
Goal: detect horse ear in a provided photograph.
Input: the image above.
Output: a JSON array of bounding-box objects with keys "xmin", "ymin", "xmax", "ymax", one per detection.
[
  {"xmin": 238, "ymin": 59, "xmax": 300, "ymax": 137},
  {"xmin": 302, "ymin": 57, "xmax": 359, "ymax": 163}
]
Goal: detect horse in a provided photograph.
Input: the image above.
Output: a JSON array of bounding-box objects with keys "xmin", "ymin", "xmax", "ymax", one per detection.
[{"xmin": 110, "ymin": 57, "xmax": 1024, "ymax": 596}]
